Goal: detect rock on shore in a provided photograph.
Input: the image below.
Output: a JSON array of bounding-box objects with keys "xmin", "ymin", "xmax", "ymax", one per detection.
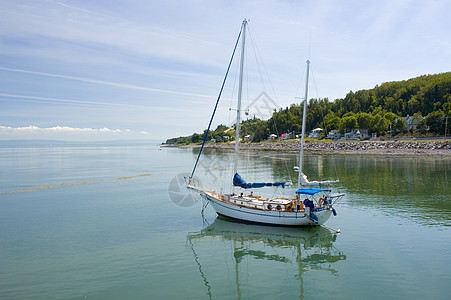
[{"xmin": 200, "ymin": 140, "xmax": 451, "ymax": 156}]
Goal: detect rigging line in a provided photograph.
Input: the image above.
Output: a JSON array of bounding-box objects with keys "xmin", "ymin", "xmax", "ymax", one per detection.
[
  {"xmin": 228, "ymin": 26, "xmax": 242, "ymax": 128},
  {"xmin": 190, "ymin": 26, "xmax": 243, "ymax": 179},
  {"xmin": 310, "ymin": 65, "xmax": 340, "ymax": 181},
  {"xmin": 244, "ymin": 40, "xmax": 251, "ymax": 178},
  {"xmin": 248, "ymin": 29, "xmax": 282, "ymax": 111},
  {"xmin": 271, "ymin": 185, "xmax": 281, "ymax": 199},
  {"xmin": 310, "ymin": 65, "xmax": 320, "ymax": 101},
  {"xmin": 249, "ymin": 23, "xmax": 292, "ymax": 183},
  {"xmin": 228, "ymin": 46, "xmax": 240, "ymax": 128},
  {"xmin": 310, "ymin": 65, "xmax": 329, "ymax": 135},
  {"xmin": 248, "ymin": 26, "xmax": 292, "ymax": 185},
  {"xmin": 247, "ymin": 28, "xmax": 267, "ymax": 91},
  {"xmin": 310, "ymin": 65, "xmax": 327, "ymax": 130},
  {"xmin": 308, "ymin": 33, "xmax": 312, "ymax": 60},
  {"xmin": 295, "ymin": 67, "xmax": 306, "ymax": 100},
  {"xmin": 247, "ymin": 27, "xmax": 290, "ymax": 187}
]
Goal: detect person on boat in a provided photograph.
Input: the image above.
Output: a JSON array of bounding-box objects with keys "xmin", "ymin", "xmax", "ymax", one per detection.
[{"xmin": 303, "ymin": 199, "xmax": 314, "ymax": 216}]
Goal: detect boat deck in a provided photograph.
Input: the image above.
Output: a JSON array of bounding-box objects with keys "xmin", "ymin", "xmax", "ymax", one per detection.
[{"xmin": 206, "ymin": 191, "xmax": 300, "ymax": 212}]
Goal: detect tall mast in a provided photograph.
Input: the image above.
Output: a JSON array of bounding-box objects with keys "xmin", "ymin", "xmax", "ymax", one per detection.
[
  {"xmin": 233, "ymin": 18, "xmax": 247, "ymax": 177},
  {"xmin": 297, "ymin": 60, "xmax": 310, "ymax": 189}
]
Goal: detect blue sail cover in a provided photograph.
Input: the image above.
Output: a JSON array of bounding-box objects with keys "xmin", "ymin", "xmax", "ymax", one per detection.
[
  {"xmin": 296, "ymin": 188, "xmax": 331, "ymax": 195},
  {"xmin": 233, "ymin": 173, "xmax": 288, "ymax": 189}
]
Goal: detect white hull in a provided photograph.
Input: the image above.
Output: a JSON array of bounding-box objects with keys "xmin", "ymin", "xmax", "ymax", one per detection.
[{"xmin": 201, "ymin": 192, "xmax": 333, "ymax": 226}]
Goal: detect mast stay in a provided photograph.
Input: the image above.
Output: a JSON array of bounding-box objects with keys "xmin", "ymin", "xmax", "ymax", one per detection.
[
  {"xmin": 190, "ymin": 23, "xmax": 243, "ymax": 179},
  {"xmin": 233, "ymin": 19, "xmax": 247, "ymax": 177},
  {"xmin": 297, "ymin": 60, "xmax": 310, "ymax": 189}
]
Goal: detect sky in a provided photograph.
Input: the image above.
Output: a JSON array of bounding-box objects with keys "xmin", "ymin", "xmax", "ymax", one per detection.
[{"xmin": 0, "ymin": 0, "xmax": 450, "ymax": 142}]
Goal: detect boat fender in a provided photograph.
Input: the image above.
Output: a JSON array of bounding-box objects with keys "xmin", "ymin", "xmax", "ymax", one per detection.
[
  {"xmin": 332, "ymin": 207, "xmax": 337, "ymax": 216},
  {"xmin": 267, "ymin": 204, "xmax": 272, "ymax": 210}
]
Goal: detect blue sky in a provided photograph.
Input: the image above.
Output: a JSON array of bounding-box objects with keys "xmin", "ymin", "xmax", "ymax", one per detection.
[{"xmin": 1, "ymin": 0, "xmax": 450, "ymax": 142}]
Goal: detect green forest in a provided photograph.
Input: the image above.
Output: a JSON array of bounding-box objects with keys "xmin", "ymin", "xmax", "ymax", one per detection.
[{"xmin": 165, "ymin": 72, "xmax": 451, "ymax": 144}]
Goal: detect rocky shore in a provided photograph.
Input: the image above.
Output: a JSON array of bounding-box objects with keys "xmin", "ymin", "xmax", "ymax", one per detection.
[{"xmin": 194, "ymin": 139, "xmax": 451, "ymax": 157}]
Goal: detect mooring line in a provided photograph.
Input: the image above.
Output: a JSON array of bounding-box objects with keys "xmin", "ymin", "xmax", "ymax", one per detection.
[{"xmin": 309, "ymin": 215, "xmax": 341, "ymax": 233}]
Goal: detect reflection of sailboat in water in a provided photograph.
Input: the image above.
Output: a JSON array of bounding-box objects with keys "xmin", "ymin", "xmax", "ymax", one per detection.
[{"xmin": 187, "ymin": 217, "xmax": 346, "ymax": 299}]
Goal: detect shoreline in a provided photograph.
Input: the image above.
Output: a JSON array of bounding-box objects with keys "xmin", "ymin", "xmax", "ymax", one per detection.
[{"xmin": 167, "ymin": 139, "xmax": 451, "ymax": 157}]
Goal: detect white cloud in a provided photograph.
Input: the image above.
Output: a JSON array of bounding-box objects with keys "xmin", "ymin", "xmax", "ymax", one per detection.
[
  {"xmin": 0, "ymin": 125, "xmax": 123, "ymax": 133},
  {"xmin": 0, "ymin": 125, "xmax": 152, "ymax": 141}
]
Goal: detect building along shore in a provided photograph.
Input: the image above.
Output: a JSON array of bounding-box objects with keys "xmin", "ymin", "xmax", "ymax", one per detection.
[{"xmin": 174, "ymin": 139, "xmax": 451, "ymax": 157}]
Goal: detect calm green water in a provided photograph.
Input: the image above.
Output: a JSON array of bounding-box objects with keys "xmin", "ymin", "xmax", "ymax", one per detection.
[{"xmin": 0, "ymin": 145, "xmax": 450, "ymax": 299}]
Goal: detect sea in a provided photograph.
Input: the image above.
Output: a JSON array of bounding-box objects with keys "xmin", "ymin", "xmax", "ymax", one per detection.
[{"xmin": 0, "ymin": 143, "xmax": 450, "ymax": 299}]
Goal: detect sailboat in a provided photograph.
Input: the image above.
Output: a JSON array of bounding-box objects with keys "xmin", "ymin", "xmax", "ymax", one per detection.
[{"xmin": 186, "ymin": 19, "xmax": 344, "ymax": 227}]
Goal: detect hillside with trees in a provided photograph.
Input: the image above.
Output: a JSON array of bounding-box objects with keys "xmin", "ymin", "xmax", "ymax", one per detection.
[{"xmin": 165, "ymin": 72, "xmax": 451, "ymax": 144}]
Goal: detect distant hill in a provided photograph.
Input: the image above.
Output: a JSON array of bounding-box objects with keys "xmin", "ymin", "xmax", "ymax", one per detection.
[
  {"xmin": 166, "ymin": 72, "xmax": 451, "ymax": 144},
  {"xmin": 336, "ymin": 72, "xmax": 451, "ymax": 117}
]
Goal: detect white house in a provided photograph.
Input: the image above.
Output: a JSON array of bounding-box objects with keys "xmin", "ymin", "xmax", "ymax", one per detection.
[
  {"xmin": 344, "ymin": 129, "xmax": 369, "ymax": 139},
  {"xmin": 308, "ymin": 128, "xmax": 323, "ymax": 138},
  {"xmin": 327, "ymin": 130, "xmax": 341, "ymax": 139},
  {"xmin": 403, "ymin": 115, "xmax": 422, "ymax": 131}
]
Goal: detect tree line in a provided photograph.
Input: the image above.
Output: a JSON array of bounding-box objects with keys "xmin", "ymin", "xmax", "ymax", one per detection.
[{"xmin": 165, "ymin": 72, "xmax": 451, "ymax": 144}]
